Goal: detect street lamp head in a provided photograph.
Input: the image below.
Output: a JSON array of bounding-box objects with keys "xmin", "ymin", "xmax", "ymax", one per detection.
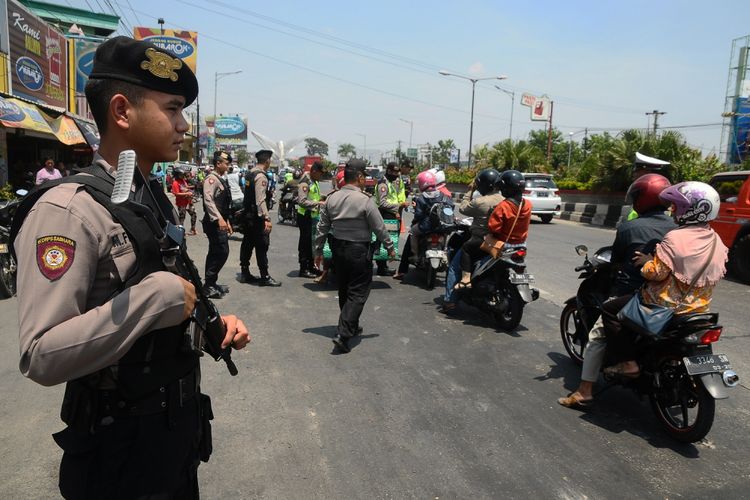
[
  {"xmin": 496, "ymin": 75, "xmax": 508, "ymax": 81},
  {"xmin": 438, "ymin": 70, "xmax": 452, "ymax": 76}
]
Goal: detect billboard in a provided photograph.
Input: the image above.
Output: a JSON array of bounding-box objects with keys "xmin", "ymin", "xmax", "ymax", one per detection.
[
  {"xmin": 0, "ymin": 94, "xmax": 55, "ymax": 134},
  {"xmin": 730, "ymin": 97, "xmax": 750, "ymax": 164},
  {"xmin": 520, "ymin": 93, "xmax": 551, "ymax": 121},
  {"xmin": 0, "ymin": 0, "xmax": 8, "ymax": 55},
  {"xmin": 133, "ymin": 27, "xmax": 198, "ymax": 74},
  {"xmin": 7, "ymin": 0, "xmax": 67, "ymax": 109},
  {"xmin": 74, "ymin": 38, "xmax": 99, "ymax": 93},
  {"xmin": 212, "ymin": 114, "xmax": 247, "ymax": 146}
]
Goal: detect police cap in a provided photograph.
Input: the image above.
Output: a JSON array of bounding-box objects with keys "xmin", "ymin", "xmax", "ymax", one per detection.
[
  {"xmin": 345, "ymin": 158, "xmax": 366, "ymax": 176},
  {"xmin": 213, "ymin": 150, "xmax": 232, "ymax": 164},
  {"xmin": 89, "ymin": 36, "xmax": 199, "ymax": 106}
]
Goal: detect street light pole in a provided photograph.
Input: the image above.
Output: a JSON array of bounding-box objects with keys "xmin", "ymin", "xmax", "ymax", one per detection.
[
  {"xmin": 439, "ymin": 71, "xmax": 508, "ymax": 168},
  {"xmin": 355, "ymin": 133, "xmax": 367, "ymax": 162},
  {"xmin": 399, "ymin": 118, "xmax": 414, "ymax": 149},
  {"xmin": 214, "ymin": 70, "xmax": 243, "ymax": 121},
  {"xmin": 495, "ymin": 85, "xmax": 515, "ymax": 142},
  {"xmin": 567, "ymin": 132, "xmax": 574, "ymax": 169}
]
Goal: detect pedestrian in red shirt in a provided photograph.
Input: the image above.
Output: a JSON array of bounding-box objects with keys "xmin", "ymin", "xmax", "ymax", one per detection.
[{"xmin": 171, "ymin": 168, "xmax": 197, "ymax": 235}]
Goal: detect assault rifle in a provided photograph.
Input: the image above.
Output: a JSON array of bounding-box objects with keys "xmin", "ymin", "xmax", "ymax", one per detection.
[{"xmin": 113, "ymin": 151, "xmax": 238, "ymax": 375}]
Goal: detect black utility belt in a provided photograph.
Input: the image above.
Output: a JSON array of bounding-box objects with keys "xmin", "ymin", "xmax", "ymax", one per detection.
[
  {"xmin": 97, "ymin": 370, "xmax": 199, "ymax": 418},
  {"xmin": 332, "ymin": 238, "xmax": 369, "ymax": 247}
]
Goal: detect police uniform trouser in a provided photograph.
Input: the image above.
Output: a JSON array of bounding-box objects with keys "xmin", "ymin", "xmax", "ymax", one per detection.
[
  {"xmin": 240, "ymin": 217, "xmax": 270, "ymax": 276},
  {"xmin": 332, "ymin": 238, "xmax": 372, "ymax": 338},
  {"xmin": 54, "ymin": 396, "xmax": 205, "ymax": 499},
  {"xmin": 297, "ymin": 211, "xmax": 314, "ymax": 271},
  {"xmin": 203, "ymin": 219, "xmax": 229, "ymax": 287}
]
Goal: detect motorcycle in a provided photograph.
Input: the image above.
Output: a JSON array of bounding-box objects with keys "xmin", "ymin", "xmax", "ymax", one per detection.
[
  {"xmin": 447, "ymin": 218, "xmax": 539, "ymax": 330},
  {"xmin": 560, "ymin": 244, "xmax": 740, "ymax": 443},
  {"xmin": 560, "ymin": 244, "xmax": 614, "ymax": 364},
  {"xmin": 0, "ymin": 189, "xmax": 28, "ymax": 298},
  {"xmin": 277, "ymin": 186, "xmax": 297, "ymax": 225},
  {"xmin": 228, "ymin": 201, "xmax": 246, "ymax": 234},
  {"xmin": 414, "ymin": 204, "xmax": 456, "ymax": 290}
]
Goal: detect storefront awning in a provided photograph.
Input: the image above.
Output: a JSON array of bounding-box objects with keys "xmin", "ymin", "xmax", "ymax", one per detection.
[{"xmin": 0, "ymin": 94, "xmax": 91, "ymax": 146}]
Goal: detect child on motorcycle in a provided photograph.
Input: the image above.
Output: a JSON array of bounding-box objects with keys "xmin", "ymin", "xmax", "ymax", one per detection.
[
  {"xmin": 393, "ymin": 170, "xmax": 453, "ymax": 280},
  {"xmin": 454, "ymin": 170, "xmax": 531, "ymax": 290}
]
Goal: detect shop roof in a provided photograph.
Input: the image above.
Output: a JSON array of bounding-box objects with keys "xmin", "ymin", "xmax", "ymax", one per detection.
[{"xmin": 19, "ymin": 0, "xmax": 120, "ymax": 35}]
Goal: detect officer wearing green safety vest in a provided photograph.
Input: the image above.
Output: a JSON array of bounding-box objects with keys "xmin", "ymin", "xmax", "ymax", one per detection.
[
  {"xmin": 296, "ymin": 161, "xmax": 327, "ymax": 277},
  {"xmin": 373, "ymin": 161, "xmax": 409, "ymax": 275}
]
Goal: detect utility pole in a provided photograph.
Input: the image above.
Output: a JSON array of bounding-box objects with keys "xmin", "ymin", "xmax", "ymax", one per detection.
[
  {"xmin": 583, "ymin": 127, "xmax": 588, "ymax": 159},
  {"xmin": 546, "ymin": 101, "xmax": 555, "ymax": 163},
  {"xmin": 195, "ymin": 101, "xmax": 201, "ymax": 165},
  {"xmin": 645, "ymin": 110, "xmax": 667, "ymax": 136}
]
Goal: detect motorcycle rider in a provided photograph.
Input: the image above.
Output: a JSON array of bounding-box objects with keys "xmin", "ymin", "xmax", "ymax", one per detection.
[
  {"xmin": 603, "ymin": 182, "xmax": 728, "ymax": 378},
  {"xmin": 441, "ymin": 169, "xmax": 504, "ymax": 313},
  {"xmin": 454, "ymin": 170, "xmax": 530, "ymax": 290},
  {"xmin": 558, "ymin": 173, "xmax": 676, "ymax": 408},
  {"xmin": 393, "ymin": 170, "xmax": 453, "ymax": 280}
]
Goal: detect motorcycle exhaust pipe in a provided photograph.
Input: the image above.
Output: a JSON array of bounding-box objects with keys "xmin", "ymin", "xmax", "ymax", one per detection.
[{"xmin": 722, "ymin": 370, "xmax": 740, "ymax": 388}]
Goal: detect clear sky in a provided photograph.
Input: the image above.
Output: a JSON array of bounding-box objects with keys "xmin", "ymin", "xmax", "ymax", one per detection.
[{"xmin": 66, "ymin": 0, "xmax": 750, "ymax": 160}]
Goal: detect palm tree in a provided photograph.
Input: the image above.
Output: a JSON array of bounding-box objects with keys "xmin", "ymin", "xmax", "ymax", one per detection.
[{"xmin": 337, "ymin": 143, "xmax": 356, "ymax": 160}]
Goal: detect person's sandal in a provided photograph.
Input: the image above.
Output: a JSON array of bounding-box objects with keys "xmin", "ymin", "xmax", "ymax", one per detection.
[
  {"xmin": 392, "ymin": 273, "xmax": 405, "ymax": 280},
  {"xmin": 557, "ymin": 392, "xmax": 593, "ymax": 409}
]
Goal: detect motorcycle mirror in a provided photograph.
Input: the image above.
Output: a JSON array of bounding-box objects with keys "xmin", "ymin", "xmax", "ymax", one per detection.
[
  {"xmin": 575, "ymin": 245, "xmax": 588, "ymax": 256},
  {"xmin": 15, "ymin": 189, "xmax": 28, "ymax": 197}
]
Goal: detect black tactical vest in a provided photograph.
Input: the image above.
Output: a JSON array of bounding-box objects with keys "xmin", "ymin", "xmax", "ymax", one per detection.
[
  {"xmin": 11, "ymin": 167, "xmax": 199, "ymax": 401},
  {"xmin": 203, "ymin": 172, "xmax": 231, "ymax": 219}
]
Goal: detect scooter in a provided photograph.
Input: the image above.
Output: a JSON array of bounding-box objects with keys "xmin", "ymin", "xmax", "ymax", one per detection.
[
  {"xmin": 448, "ymin": 218, "xmax": 539, "ymax": 330},
  {"xmin": 278, "ymin": 187, "xmax": 297, "ymax": 225},
  {"xmin": 0, "ymin": 189, "xmax": 28, "ymax": 298},
  {"xmin": 414, "ymin": 204, "xmax": 456, "ymax": 290},
  {"xmin": 560, "ymin": 244, "xmax": 740, "ymax": 443}
]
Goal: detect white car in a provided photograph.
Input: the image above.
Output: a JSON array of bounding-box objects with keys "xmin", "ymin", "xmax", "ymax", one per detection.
[{"xmin": 522, "ymin": 173, "xmax": 561, "ymax": 223}]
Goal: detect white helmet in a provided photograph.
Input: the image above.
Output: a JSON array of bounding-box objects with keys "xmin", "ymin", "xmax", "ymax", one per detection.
[
  {"xmin": 658, "ymin": 181, "xmax": 720, "ymax": 225},
  {"xmin": 429, "ymin": 168, "xmax": 446, "ymax": 185}
]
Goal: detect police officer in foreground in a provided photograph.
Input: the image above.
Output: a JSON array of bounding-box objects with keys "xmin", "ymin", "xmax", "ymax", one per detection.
[
  {"xmin": 203, "ymin": 150, "xmax": 233, "ymax": 298},
  {"xmin": 373, "ymin": 161, "xmax": 408, "ymax": 276},
  {"xmin": 240, "ymin": 149, "xmax": 281, "ymax": 286},
  {"xmin": 296, "ymin": 161, "xmax": 326, "ymax": 278},
  {"xmin": 12, "ymin": 36, "xmax": 249, "ymax": 498},
  {"xmin": 314, "ymin": 159, "xmax": 396, "ymax": 353}
]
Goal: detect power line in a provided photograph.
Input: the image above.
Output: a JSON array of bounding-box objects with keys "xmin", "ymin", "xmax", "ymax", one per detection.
[{"xmin": 125, "ymin": 0, "xmax": 143, "ymax": 26}]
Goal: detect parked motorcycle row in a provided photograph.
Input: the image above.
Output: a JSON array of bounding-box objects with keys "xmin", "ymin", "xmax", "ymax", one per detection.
[{"xmin": 0, "ymin": 189, "xmax": 27, "ymax": 299}]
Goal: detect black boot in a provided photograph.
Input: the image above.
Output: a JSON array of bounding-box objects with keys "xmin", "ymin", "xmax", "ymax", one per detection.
[{"xmin": 240, "ymin": 267, "xmax": 259, "ymax": 284}]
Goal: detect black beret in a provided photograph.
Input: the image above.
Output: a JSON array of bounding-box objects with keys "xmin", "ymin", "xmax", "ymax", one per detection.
[
  {"xmin": 89, "ymin": 36, "xmax": 198, "ymax": 106},
  {"xmin": 255, "ymin": 149, "xmax": 273, "ymax": 161},
  {"xmin": 213, "ymin": 150, "xmax": 232, "ymax": 164},
  {"xmin": 345, "ymin": 158, "xmax": 366, "ymax": 174}
]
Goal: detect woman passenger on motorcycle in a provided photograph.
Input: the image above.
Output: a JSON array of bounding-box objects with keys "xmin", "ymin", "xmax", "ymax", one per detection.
[
  {"xmin": 454, "ymin": 170, "xmax": 530, "ymax": 289},
  {"xmin": 601, "ymin": 182, "xmax": 728, "ymax": 378},
  {"xmin": 393, "ymin": 171, "xmax": 453, "ymax": 280},
  {"xmin": 558, "ymin": 174, "xmax": 675, "ymax": 408}
]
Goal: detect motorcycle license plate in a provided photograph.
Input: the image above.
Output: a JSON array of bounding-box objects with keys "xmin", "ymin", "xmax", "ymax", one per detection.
[
  {"xmin": 0, "ymin": 243, "xmax": 8, "ymax": 253},
  {"xmin": 683, "ymin": 353, "xmax": 732, "ymax": 375},
  {"xmin": 509, "ymin": 272, "xmax": 534, "ymax": 284},
  {"xmin": 425, "ymin": 249, "xmax": 445, "ymax": 259}
]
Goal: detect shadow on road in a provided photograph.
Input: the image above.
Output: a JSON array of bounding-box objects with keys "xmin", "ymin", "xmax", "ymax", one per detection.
[
  {"xmin": 538, "ymin": 352, "xmax": 702, "ymax": 457},
  {"xmin": 430, "ymin": 297, "xmax": 527, "ymax": 337}
]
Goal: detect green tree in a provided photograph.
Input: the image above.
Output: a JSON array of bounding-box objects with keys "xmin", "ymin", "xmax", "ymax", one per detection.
[
  {"xmin": 305, "ymin": 137, "xmax": 329, "ymax": 157},
  {"xmin": 234, "ymin": 148, "xmax": 250, "ymax": 167},
  {"xmin": 431, "ymin": 139, "xmax": 456, "ymax": 165},
  {"xmin": 337, "ymin": 143, "xmax": 356, "ymax": 159}
]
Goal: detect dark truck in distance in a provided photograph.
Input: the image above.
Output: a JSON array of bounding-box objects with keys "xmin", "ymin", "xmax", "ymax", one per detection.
[{"xmin": 709, "ymin": 170, "xmax": 750, "ymax": 284}]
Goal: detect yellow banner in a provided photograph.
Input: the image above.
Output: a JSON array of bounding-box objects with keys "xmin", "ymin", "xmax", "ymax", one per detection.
[{"xmin": 133, "ymin": 27, "xmax": 198, "ymax": 74}]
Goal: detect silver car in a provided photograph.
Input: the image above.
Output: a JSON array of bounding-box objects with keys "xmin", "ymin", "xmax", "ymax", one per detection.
[{"xmin": 522, "ymin": 173, "xmax": 561, "ymax": 224}]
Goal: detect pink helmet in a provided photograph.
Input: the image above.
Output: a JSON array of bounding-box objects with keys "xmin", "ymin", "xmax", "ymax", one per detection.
[
  {"xmin": 658, "ymin": 181, "xmax": 720, "ymax": 225},
  {"xmin": 417, "ymin": 170, "xmax": 437, "ymax": 191}
]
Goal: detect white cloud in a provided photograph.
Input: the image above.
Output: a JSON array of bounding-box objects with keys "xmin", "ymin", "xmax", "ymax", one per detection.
[{"xmin": 468, "ymin": 62, "xmax": 484, "ymax": 76}]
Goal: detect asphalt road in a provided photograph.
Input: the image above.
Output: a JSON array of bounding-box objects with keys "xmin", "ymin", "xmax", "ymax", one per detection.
[{"xmin": 1, "ymin": 200, "xmax": 749, "ymax": 499}]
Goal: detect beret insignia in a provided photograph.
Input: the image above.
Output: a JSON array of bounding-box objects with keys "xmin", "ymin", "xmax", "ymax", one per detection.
[{"xmin": 140, "ymin": 48, "xmax": 183, "ymax": 82}]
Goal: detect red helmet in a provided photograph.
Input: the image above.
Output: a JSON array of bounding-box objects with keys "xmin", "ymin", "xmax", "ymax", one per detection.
[{"xmin": 625, "ymin": 173, "xmax": 672, "ymax": 215}]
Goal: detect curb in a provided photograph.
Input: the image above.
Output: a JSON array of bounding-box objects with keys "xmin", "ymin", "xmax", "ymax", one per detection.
[{"xmin": 558, "ymin": 203, "xmax": 631, "ymax": 228}]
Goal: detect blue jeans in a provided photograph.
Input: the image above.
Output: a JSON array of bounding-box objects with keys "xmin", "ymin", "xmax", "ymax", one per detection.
[{"xmin": 444, "ymin": 249, "xmax": 462, "ymax": 304}]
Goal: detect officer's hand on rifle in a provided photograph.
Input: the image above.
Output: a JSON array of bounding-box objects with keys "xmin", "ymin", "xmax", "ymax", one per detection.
[
  {"xmin": 218, "ymin": 218, "xmax": 230, "ymax": 233},
  {"xmin": 179, "ymin": 276, "xmax": 197, "ymax": 320},
  {"xmin": 221, "ymin": 314, "xmax": 250, "ymax": 350}
]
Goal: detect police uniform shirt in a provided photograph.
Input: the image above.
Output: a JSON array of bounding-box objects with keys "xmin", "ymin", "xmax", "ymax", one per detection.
[
  {"xmin": 203, "ymin": 171, "xmax": 228, "ymax": 221},
  {"xmin": 314, "ymin": 184, "xmax": 394, "ymax": 255},
  {"xmin": 296, "ymin": 172, "xmax": 320, "ymax": 212},
  {"xmin": 376, "ymin": 176, "xmax": 401, "ymax": 214},
  {"xmin": 15, "ymin": 156, "xmax": 187, "ymax": 386},
  {"xmin": 248, "ymin": 167, "xmax": 270, "ymax": 220}
]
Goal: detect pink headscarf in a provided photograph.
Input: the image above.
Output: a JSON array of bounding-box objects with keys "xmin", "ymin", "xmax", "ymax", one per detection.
[{"xmin": 655, "ymin": 225, "xmax": 728, "ymax": 287}]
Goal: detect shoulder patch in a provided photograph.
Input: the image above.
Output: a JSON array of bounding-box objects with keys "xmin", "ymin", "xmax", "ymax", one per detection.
[
  {"xmin": 301, "ymin": 184, "xmax": 309, "ymax": 193},
  {"xmin": 36, "ymin": 235, "xmax": 76, "ymax": 281},
  {"xmin": 378, "ymin": 184, "xmax": 387, "ymax": 192},
  {"xmin": 208, "ymin": 177, "xmax": 215, "ymax": 185}
]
